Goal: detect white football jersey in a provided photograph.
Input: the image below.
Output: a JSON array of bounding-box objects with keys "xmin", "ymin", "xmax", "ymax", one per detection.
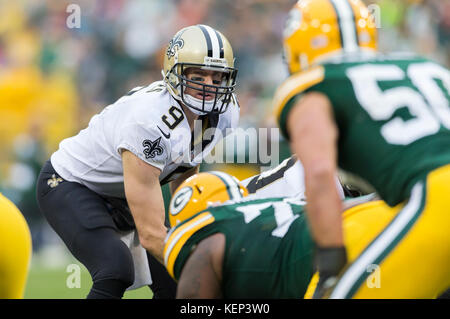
[
  {"xmin": 241, "ymin": 155, "xmax": 345, "ymax": 200},
  {"xmin": 51, "ymin": 81, "xmax": 239, "ymax": 198}
]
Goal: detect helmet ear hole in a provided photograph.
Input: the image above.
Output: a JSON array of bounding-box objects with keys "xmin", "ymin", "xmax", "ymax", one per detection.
[{"xmin": 194, "ymin": 184, "xmax": 202, "ymax": 194}]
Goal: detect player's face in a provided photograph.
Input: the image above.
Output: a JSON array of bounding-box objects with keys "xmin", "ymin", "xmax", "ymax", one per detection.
[{"xmin": 184, "ymin": 68, "xmax": 225, "ymax": 101}]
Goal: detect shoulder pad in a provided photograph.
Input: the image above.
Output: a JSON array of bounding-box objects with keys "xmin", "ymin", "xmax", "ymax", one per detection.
[{"xmin": 273, "ymin": 66, "xmax": 325, "ymax": 122}]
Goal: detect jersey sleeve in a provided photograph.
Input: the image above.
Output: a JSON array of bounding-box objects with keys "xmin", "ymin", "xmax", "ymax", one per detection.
[
  {"xmin": 272, "ymin": 65, "xmax": 325, "ymax": 140},
  {"xmin": 117, "ymin": 122, "xmax": 169, "ymax": 172}
]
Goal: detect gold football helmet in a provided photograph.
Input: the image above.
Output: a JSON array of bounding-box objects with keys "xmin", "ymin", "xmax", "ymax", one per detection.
[
  {"xmin": 283, "ymin": 0, "xmax": 378, "ymax": 74},
  {"xmin": 162, "ymin": 25, "xmax": 238, "ymax": 115},
  {"xmin": 168, "ymin": 171, "xmax": 248, "ymax": 227}
]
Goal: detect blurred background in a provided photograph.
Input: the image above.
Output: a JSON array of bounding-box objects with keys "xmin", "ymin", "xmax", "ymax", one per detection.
[{"xmin": 0, "ymin": 0, "xmax": 448, "ymax": 298}]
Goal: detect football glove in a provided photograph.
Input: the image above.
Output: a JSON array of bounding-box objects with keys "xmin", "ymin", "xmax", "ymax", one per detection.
[{"xmin": 312, "ymin": 246, "xmax": 347, "ymax": 299}]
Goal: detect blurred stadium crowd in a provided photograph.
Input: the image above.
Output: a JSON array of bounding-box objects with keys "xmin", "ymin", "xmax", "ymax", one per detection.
[{"xmin": 0, "ymin": 0, "xmax": 448, "ymax": 254}]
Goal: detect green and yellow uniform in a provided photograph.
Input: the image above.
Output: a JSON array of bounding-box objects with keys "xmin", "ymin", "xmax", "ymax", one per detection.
[
  {"xmin": 274, "ymin": 54, "xmax": 450, "ymax": 298},
  {"xmin": 276, "ymin": 54, "xmax": 450, "ymax": 206},
  {"xmin": 164, "ymin": 196, "xmax": 315, "ymax": 298},
  {"xmin": 164, "ymin": 192, "xmax": 402, "ymax": 298}
]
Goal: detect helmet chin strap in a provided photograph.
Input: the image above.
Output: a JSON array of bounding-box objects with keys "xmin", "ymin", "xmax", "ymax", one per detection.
[{"xmin": 183, "ymin": 93, "xmax": 218, "ymax": 115}]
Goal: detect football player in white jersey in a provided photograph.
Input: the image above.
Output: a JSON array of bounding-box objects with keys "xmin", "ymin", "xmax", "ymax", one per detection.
[
  {"xmin": 36, "ymin": 25, "xmax": 239, "ymax": 299},
  {"xmin": 242, "ymin": 155, "xmax": 347, "ymax": 200}
]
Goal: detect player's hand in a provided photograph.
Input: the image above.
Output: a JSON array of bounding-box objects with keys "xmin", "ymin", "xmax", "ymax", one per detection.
[{"xmin": 312, "ymin": 246, "xmax": 347, "ymax": 299}]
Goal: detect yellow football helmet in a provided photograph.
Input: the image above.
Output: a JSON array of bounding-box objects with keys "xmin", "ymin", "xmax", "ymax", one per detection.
[
  {"xmin": 283, "ymin": 0, "xmax": 378, "ymax": 74},
  {"xmin": 168, "ymin": 171, "xmax": 248, "ymax": 227},
  {"xmin": 162, "ymin": 25, "xmax": 238, "ymax": 115},
  {"xmin": 0, "ymin": 193, "xmax": 31, "ymax": 298}
]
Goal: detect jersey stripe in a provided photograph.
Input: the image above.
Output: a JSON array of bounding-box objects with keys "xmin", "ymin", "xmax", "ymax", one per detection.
[
  {"xmin": 164, "ymin": 212, "xmax": 215, "ymax": 279},
  {"xmin": 273, "ymin": 65, "xmax": 325, "ymax": 122},
  {"xmin": 329, "ymin": 0, "xmax": 359, "ymax": 53},
  {"xmin": 330, "ymin": 181, "xmax": 425, "ymax": 298}
]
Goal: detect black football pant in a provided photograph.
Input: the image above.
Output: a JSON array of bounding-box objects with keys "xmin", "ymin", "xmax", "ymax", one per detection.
[{"xmin": 36, "ymin": 160, "xmax": 176, "ymax": 299}]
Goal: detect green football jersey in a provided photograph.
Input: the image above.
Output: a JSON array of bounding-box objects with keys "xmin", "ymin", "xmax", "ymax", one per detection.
[
  {"xmin": 274, "ymin": 54, "xmax": 450, "ymax": 206},
  {"xmin": 164, "ymin": 196, "xmax": 314, "ymax": 298}
]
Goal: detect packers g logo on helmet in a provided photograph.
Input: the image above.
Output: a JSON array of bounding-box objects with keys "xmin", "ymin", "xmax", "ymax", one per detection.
[
  {"xmin": 168, "ymin": 171, "xmax": 248, "ymax": 227},
  {"xmin": 283, "ymin": 0, "xmax": 378, "ymax": 74},
  {"xmin": 169, "ymin": 186, "xmax": 193, "ymax": 216}
]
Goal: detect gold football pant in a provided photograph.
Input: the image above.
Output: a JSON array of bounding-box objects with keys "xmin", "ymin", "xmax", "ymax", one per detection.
[
  {"xmin": 306, "ymin": 164, "xmax": 450, "ymax": 298},
  {"xmin": 0, "ymin": 193, "xmax": 32, "ymax": 298}
]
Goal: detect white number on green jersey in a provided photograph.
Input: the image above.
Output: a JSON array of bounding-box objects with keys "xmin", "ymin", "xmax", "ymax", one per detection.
[
  {"xmin": 235, "ymin": 201, "xmax": 300, "ymax": 238},
  {"xmin": 347, "ymin": 62, "xmax": 450, "ymax": 145}
]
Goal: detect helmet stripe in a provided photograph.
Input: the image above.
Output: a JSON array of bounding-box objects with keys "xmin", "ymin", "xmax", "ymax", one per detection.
[
  {"xmin": 328, "ymin": 0, "xmax": 343, "ymax": 48},
  {"xmin": 350, "ymin": 2, "xmax": 361, "ymax": 47},
  {"xmin": 210, "ymin": 171, "xmax": 243, "ymax": 200},
  {"xmin": 198, "ymin": 25, "xmax": 222, "ymax": 59},
  {"xmin": 214, "ymin": 29, "xmax": 225, "ymax": 59},
  {"xmin": 329, "ymin": 0, "xmax": 359, "ymax": 53},
  {"xmin": 198, "ymin": 25, "xmax": 213, "ymax": 57},
  {"xmin": 204, "ymin": 25, "xmax": 221, "ymax": 59}
]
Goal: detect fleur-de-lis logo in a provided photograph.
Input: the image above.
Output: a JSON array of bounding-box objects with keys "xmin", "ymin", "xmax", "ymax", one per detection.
[
  {"xmin": 47, "ymin": 174, "xmax": 63, "ymax": 188},
  {"xmin": 143, "ymin": 137, "xmax": 164, "ymax": 159},
  {"xmin": 166, "ymin": 32, "xmax": 184, "ymax": 58}
]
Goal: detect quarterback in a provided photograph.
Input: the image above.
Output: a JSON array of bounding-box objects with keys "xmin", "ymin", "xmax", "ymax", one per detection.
[
  {"xmin": 36, "ymin": 25, "xmax": 239, "ymax": 299},
  {"xmin": 274, "ymin": 0, "xmax": 450, "ymax": 298}
]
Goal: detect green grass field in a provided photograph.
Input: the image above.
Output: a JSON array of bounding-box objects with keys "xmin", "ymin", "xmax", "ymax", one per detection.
[
  {"xmin": 23, "ymin": 184, "xmax": 174, "ymax": 299},
  {"xmin": 24, "ymin": 252, "xmax": 153, "ymax": 299}
]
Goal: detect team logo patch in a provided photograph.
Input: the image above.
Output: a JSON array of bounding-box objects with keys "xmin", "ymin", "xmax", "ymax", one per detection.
[
  {"xmin": 166, "ymin": 32, "xmax": 184, "ymax": 58},
  {"xmin": 47, "ymin": 174, "xmax": 63, "ymax": 188},
  {"xmin": 143, "ymin": 137, "xmax": 164, "ymax": 159},
  {"xmin": 170, "ymin": 186, "xmax": 193, "ymax": 216}
]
